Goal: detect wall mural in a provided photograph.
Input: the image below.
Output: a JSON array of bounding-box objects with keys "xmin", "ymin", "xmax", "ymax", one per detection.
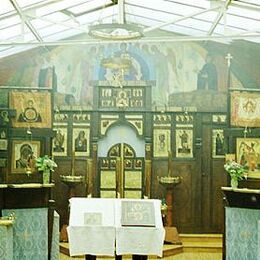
[{"xmin": 0, "ymin": 41, "xmax": 249, "ymax": 111}]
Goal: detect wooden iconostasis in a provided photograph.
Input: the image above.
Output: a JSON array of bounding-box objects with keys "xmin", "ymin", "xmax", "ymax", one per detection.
[{"xmin": 1, "ymin": 85, "xmax": 260, "ymax": 234}]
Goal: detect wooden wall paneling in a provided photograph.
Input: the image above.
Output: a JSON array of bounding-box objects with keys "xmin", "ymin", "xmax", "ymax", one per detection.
[
  {"xmin": 152, "ymin": 112, "xmax": 213, "ymax": 233},
  {"xmin": 211, "ymin": 160, "xmax": 227, "ymax": 232},
  {"xmin": 53, "ymin": 110, "xmax": 92, "ymax": 229},
  {"xmin": 172, "ymin": 162, "xmax": 195, "ymax": 233},
  {"xmin": 92, "ymin": 143, "xmax": 98, "ymax": 197},
  {"xmin": 189, "ymin": 113, "xmax": 203, "ymax": 233},
  {"xmin": 86, "ymin": 159, "xmax": 93, "ymax": 196},
  {"xmin": 201, "ymin": 124, "xmax": 212, "ymax": 233},
  {"xmin": 153, "ymin": 160, "xmax": 198, "ymax": 233},
  {"xmin": 0, "ymin": 108, "xmax": 12, "ymax": 184},
  {"xmin": 152, "ymin": 160, "xmax": 168, "ymax": 199},
  {"xmin": 200, "ymin": 114, "xmax": 228, "ymax": 233},
  {"xmin": 53, "ymin": 159, "xmax": 72, "ymax": 227},
  {"xmin": 144, "ymin": 112, "xmax": 152, "ymax": 141},
  {"xmin": 144, "ymin": 159, "xmax": 152, "ymax": 198},
  {"xmin": 72, "ymin": 159, "xmax": 87, "ymax": 196}
]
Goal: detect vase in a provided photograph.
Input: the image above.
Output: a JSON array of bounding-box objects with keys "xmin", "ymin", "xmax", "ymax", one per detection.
[
  {"xmin": 231, "ymin": 178, "xmax": 238, "ymax": 189},
  {"xmin": 42, "ymin": 169, "xmax": 51, "ymax": 184}
]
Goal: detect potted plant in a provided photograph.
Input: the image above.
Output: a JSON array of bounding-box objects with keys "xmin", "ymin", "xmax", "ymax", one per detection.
[
  {"xmin": 224, "ymin": 160, "xmax": 246, "ymax": 189},
  {"xmin": 36, "ymin": 155, "xmax": 57, "ymax": 184}
]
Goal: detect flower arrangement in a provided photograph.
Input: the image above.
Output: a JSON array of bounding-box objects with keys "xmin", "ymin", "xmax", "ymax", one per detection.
[
  {"xmin": 224, "ymin": 160, "xmax": 245, "ymax": 180},
  {"xmin": 36, "ymin": 155, "xmax": 57, "ymax": 172}
]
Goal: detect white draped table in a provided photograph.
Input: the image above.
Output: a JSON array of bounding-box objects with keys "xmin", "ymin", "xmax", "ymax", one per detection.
[{"xmin": 67, "ymin": 198, "xmax": 165, "ymax": 257}]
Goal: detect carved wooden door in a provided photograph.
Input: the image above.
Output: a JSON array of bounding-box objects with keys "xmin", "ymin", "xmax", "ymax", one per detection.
[{"xmin": 98, "ymin": 143, "xmax": 144, "ymax": 198}]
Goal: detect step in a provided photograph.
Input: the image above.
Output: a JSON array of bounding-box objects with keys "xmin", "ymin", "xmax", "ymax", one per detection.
[
  {"xmin": 162, "ymin": 244, "xmax": 183, "ymax": 258},
  {"xmin": 179, "ymin": 234, "xmax": 222, "ymax": 253},
  {"xmin": 180, "ymin": 234, "xmax": 223, "ymax": 243}
]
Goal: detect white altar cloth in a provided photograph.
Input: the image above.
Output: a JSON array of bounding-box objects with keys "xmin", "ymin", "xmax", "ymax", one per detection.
[
  {"xmin": 68, "ymin": 198, "xmax": 165, "ymax": 257},
  {"xmin": 115, "ymin": 199, "xmax": 165, "ymax": 257},
  {"xmin": 67, "ymin": 226, "xmax": 115, "ymax": 256},
  {"xmin": 69, "ymin": 198, "xmax": 115, "ymax": 226},
  {"xmin": 116, "ymin": 227, "xmax": 165, "ymax": 256},
  {"xmin": 68, "ymin": 198, "xmax": 116, "ymax": 256}
]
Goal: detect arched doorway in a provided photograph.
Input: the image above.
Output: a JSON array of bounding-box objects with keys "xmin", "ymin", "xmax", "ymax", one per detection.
[{"xmin": 97, "ymin": 124, "xmax": 145, "ymax": 198}]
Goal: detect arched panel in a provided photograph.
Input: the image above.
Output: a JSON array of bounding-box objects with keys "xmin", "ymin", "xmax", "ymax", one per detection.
[{"xmin": 98, "ymin": 124, "xmax": 145, "ymax": 157}]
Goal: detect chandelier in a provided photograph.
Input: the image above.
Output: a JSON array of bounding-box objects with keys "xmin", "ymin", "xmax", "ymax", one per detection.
[
  {"xmin": 88, "ymin": 0, "xmax": 143, "ymax": 41},
  {"xmin": 88, "ymin": 23, "xmax": 143, "ymax": 40}
]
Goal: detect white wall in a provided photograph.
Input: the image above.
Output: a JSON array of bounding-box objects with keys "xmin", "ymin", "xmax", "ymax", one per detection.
[{"xmin": 97, "ymin": 124, "xmax": 145, "ymax": 157}]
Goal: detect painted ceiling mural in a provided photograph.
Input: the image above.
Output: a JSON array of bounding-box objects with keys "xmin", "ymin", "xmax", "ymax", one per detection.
[{"xmin": 0, "ymin": 41, "xmax": 248, "ymax": 110}]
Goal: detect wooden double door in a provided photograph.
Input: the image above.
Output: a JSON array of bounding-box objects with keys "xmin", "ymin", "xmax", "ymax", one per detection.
[{"xmin": 98, "ymin": 143, "xmax": 144, "ymax": 199}]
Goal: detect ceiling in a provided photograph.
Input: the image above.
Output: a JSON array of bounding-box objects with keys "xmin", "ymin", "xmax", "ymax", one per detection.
[{"xmin": 0, "ymin": 0, "xmax": 260, "ymax": 58}]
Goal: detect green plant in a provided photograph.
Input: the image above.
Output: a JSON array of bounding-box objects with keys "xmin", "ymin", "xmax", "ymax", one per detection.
[
  {"xmin": 36, "ymin": 155, "xmax": 57, "ymax": 172},
  {"xmin": 224, "ymin": 161, "xmax": 245, "ymax": 180}
]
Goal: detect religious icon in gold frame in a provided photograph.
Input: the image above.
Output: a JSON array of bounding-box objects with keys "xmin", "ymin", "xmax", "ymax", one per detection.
[
  {"xmin": 230, "ymin": 91, "xmax": 260, "ymax": 127},
  {"xmin": 236, "ymin": 138, "xmax": 260, "ymax": 178},
  {"xmin": 212, "ymin": 129, "xmax": 225, "ymax": 158},
  {"xmin": 9, "ymin": 91, "xmax": 52, "ymax": 128},
  {"xmin": 73, "ymin": 127, "xmax": 90, "ymax": 157},
  {"xmin": 176, "ymin": 129, "xmax": 193, "ymax": 158},
  {"xmin": 52, "ymin": 127, "xmax": 67, "ymax": 156},
  {"xmin": 153, "ymin": 128, "xmax": 171, "ymax": 157},
  {"xmin": 11, "ymin": 140, "xmax": 40, "ymax": 174}
]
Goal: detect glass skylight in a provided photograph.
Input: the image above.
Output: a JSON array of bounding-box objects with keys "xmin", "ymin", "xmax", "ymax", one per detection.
[
  {"xmin": 0, "ymin": 0, "xmax": 259, "ymax": 58},
  {"xmin": 68, "ymin": 0, "xmax": 112, "ymax": 15},
  {"xmin": 0, "ymin": 0, "xmax": 15, "ymax": 16}
]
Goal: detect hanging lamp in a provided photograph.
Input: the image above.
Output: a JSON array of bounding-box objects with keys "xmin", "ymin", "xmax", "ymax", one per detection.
[{"xmin": 88, "ymin": 0, "xmax": 143, "ymax": 40}]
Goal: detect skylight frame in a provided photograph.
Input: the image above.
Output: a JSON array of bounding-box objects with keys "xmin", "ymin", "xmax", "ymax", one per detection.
[
  {"xmin": 67, "ymin": 0, "xmax": 112, "ymax": 15},
  {"xmin": 0, "ymin": 0, "xmax": 259, "ymax": 59}
]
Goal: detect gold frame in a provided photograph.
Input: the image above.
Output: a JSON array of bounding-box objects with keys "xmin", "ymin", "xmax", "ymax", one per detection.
[
  {"xmin": 10, "ymin": 91, "xmax": 52, "ymax": 128},
  {"xmin": 212, "ymin": 129, "xmax": 225, "ymax": 158},
  {"xmin": 11, "ymin": 140, "xmax": 40, "ymax": 174},
  {"xmin": 72, "ymin": 127, "xmax": 90, "ymax": 156},
  {"xmin": 153, "ymin": 128, "xmax": 171, "ymax": 157},
  {"xmin": 231, "ymin": 91, "xmax": 260, "ymax": 127},
  {"xmin": 176, "ymin": 129, "xmax": 193, "ymax": 158},
  {"xmin": 52, "ymin": 127, "xmax": 67, "ymax": 156},
  {"xmin": 236, "ymin": 138, "xmax": 260, "ymax": 178}
]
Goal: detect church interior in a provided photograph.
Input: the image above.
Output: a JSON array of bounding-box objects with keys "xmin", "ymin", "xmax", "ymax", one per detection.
[{"xmin": 0, "ymin": 0, "xmax": 260, "ymax": 259}]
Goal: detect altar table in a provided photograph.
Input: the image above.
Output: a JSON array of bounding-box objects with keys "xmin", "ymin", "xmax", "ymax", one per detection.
[{"xmin": 67, "ymin": 198, "xmax": 165, "ymax": 258}]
